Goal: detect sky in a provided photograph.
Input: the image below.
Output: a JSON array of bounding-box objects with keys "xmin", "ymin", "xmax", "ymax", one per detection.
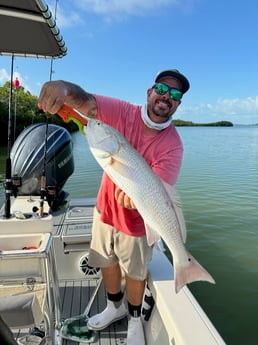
[{"xmin": 1, "ymin": 0, "xmax": 258, "ymax": 124}]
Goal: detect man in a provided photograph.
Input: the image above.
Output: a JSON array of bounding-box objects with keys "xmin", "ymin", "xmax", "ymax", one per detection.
[{"xmin": 38, "ymin": 69, "xmax": 190, "ymax": 345}]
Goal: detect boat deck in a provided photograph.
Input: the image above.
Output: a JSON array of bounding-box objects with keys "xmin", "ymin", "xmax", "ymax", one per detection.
[
  {"xmin": 13, "ymin": 277, "xmax": 128, "ymax": 345},
  {"xmin": 59, "ymin": 278, "xmax": 127, "ymax": 345}
]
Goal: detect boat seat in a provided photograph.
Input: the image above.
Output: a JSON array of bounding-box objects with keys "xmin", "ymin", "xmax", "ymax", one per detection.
[
  {"xmin": 0, "ymin": 293, "xmax": 43, "ymax": 328},
  {"xmin": 61, "ymin": 198, "xmax": 96, "ymax": 253}
]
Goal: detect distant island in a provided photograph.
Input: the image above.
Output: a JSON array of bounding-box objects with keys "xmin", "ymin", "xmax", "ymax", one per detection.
[{"xmin": 172, "ymin": 120, "xmax": 233, "ymax": 127}]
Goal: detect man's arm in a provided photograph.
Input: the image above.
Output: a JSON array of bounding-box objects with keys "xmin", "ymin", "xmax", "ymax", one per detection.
[{"xmin": 38, "ymin": 80, "xmax": 98, "ymax": 118}]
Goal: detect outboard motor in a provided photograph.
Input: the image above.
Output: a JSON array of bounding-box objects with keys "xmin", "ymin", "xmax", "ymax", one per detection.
[{"xmin": 10, "ymin": 123, "xmax": 74, "ymax": 209}]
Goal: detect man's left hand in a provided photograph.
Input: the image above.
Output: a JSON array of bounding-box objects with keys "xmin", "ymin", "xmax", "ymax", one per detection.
[{"xmin": 114, "ymin": 187, "xmax": 136, "ymax": 209}]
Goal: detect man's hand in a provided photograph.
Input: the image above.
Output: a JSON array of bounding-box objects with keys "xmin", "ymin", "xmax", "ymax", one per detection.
[
  {"xmin": 115, "ymin": 187, "xmax": 136, "ymax": 210},
  {"xmin": 38, "ymin": 80, "xmax": 68, "ymax": 114},
  {"xmin": 38, "ymin": 80, "xmax": 97, "ymax": 118}
]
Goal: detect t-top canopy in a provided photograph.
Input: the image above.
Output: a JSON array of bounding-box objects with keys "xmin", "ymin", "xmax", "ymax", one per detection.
[{"xmin": 0, "ymin": 0, "xmax": 67, "ymax": 58}]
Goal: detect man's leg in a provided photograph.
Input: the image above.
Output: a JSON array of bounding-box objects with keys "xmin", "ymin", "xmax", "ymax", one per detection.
[
  {"xmin": 101, "ymin": 263, "xmax": 122, "ymax": 294},
  {"xmin": 87, "ymin": 263, "xmax": 127, "ymax": 330},
  {"xmin": 125, "ymin": 275, "xmax": 145, "ymax": 306},
  {"xmin": 125, "ymin": 276, "xmax": 146, "ymax": 345}
]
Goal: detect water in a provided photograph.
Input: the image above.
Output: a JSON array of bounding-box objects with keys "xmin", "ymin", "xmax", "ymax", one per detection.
[
  {"xmin": 175, "ymin": 126, "xmax": 258, "ymax": 345},
  {"xmin": 0, "ymin": 126, "xmax": 258, "ymax": 345}
]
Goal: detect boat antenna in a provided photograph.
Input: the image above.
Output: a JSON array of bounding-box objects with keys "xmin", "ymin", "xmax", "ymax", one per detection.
[{"xmin": 4, "ymin": 54, "xmax": 15, "ymax": 218}]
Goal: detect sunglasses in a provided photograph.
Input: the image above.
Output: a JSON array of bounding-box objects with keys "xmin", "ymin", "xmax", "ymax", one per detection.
[{"xmin": 153, "ymin": 83, "xmax": 183, "ymax": 101}]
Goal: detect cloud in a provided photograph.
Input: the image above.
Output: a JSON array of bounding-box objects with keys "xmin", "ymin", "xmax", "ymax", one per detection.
[
  {"xmin": 67, "ymin": 0, "xmax": 186, "ymax": 23},
  {"xmin": 47, "ymin": 1, "xmax": 83, "ymax": 28},
  {"xmin": 50, "ymin": 0, "xmax": 187, "ymax": 28},
  {"xmin": 176, "ymin": 96, "xmax": 258, "ymax": 124},
  {"xmin": 73, "ymin": 0, "xmax": 177, "ymax": 15},
  {"xmin": 0, "ymin": 69, "xmax": 32, "ymax": 94},
  {"xmin": 216, "ymin": 97, "xmax": 258, "ymax": 115},
  {"xmin": 0, "ymin": 69, "xmax": 9, "ymax": 83},
  {"xmin": 56, "ymin": 9, "xmax": 84, "ymax": 29}
]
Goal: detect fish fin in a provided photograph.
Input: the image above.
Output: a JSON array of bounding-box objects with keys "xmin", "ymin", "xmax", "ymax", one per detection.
[
  {"xmin": 162, "ymin": 181, "xmax": 187, "ymax": 243},
  {"xmin": 174, "ymin": 251, "xmax": 215, "ymax": 293},
  {"xmin": 145, "ymin": 223, "xmax": 161, "ymax": 247}
]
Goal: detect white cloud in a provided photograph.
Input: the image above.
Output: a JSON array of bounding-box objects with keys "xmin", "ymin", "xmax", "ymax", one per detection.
[
  {"xmin": 217, "ymin": 97, "xmax": 258, "ymax": 115},
  {"xmin": 50, "ymin": 0, "xmax": 187, "ymax": 28},
  {"xmin": 55, "ymin": 7, "xmax": 84, "ymax": 29},
  {"xmin": 76, "ymin": 0, "xmax": 176, "ymax": 14},
  {"xmin": 46, "ymin": 1, "xmax": 83, "ymax": 28},
  {"xmin": 176, "ymin": 96, "xmax": 258, "ymax": 124},
  {"xmin": 0, "ymin": 69, "xmax": 32, "ymax": 94},
  {"xmin": 74, "ymin": 0, "xmax": 176, "ymax": 14},
  {"xmin": 0, "ymin": 69, "xmax": 9, "ymax": 83}
]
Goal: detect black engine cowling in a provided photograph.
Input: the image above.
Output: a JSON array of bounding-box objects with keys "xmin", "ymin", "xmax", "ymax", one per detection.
[{"xmin": 10, "ymin": 123, "xmax": 74, "ymax": 207}]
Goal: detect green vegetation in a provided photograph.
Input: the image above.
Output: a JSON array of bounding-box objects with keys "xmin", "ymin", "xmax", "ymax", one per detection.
[
  {"xmin": 172, "ymin": 119, "xmax": 233, "ymax": 127},
  {"xmin": 0, "ymin": 82, "xmax": 77, "ymax": 145}
]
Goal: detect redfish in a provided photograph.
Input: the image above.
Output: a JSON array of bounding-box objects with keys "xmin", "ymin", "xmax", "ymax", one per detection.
[{"xmin": 85, "ymin": 118, "xmax": 215, "ymax": 293}]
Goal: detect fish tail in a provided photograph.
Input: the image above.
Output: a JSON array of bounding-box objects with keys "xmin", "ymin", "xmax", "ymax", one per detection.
[{"xmin": 174, "ymin": 251, "xmax": 215, "ymax": 293}]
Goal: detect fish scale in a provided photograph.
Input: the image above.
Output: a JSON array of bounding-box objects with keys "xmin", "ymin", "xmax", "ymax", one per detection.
[{"xmin": 85, "ymin": 118, "xmax": 215, "ymax": 293}]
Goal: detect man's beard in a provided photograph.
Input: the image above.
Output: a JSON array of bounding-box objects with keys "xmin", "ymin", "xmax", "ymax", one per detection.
[
  {"xmin": 141, "ymin": 104, "xmax": 172, "ymax": 130},
  {"xmin": 151, "ymin": 100, "xmax": 173, "ymax": 119}
]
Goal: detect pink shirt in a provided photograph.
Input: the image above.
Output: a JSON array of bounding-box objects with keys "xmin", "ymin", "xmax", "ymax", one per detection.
[{"xmin": 94, "ymin": 95, "xmax": 183, "ymax": 236}]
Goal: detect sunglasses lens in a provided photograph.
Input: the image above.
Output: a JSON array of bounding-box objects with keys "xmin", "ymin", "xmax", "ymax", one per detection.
[
  {"xmin": 155, "ymin": 83, "xmax": 169, "ymax": 95},
  {"xmin": 170, "ymin": 89, "xmax": 182, "ymax": 101},
  {"xmin": 154, "ymin": 83, "xmax": 182, "ymax": 101}
]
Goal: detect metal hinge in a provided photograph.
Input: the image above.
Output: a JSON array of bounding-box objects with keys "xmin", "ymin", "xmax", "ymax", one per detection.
[{"xmin": 25, "ymin": 277, "xmax": 36, "ymax": 291}]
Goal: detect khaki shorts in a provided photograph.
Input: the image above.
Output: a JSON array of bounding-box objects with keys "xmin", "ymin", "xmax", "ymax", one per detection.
[{"xmin": 88, "ymin": 208, "xmax": 153, "ymax": 280}]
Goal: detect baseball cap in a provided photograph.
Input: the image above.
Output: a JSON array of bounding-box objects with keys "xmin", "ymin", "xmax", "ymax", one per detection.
[{"xmin": 155, "ymin": 69, "xmax": 190, "ymax": 94}]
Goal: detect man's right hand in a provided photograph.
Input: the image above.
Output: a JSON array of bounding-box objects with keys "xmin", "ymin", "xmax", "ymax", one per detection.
[{"xmin": 38, "ymin": 80, "xmax": 69, "ymax": 114}]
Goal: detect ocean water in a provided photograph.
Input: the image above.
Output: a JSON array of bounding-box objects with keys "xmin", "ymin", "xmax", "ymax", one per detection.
[
  {"xmin": 175, "ymin": 126, "xmax": 258, "ymax": 345},
  {"xmin": 0, "ymin": 126, "xmax": 257, "ymax": 345}
]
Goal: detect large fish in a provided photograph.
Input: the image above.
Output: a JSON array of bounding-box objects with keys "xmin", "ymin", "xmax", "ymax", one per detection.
[{"xmin": 85, "ymin": 118, "xmax": 215, "ymax": 293}]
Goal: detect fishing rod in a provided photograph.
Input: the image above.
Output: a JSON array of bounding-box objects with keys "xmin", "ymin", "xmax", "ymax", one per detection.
[
  {"xmin": 39, "ymin": 1, "xmax": 58, "ymax": 217},
  {"xmin": 38, "ymin": 120, "xmax": 48, "ymax": 217},
  {"xmin": 39, "ymin": 62, "xmax": 55, "ymax": 217},
  {"xmin": 4, "ymin": 55, "xmax": 15, "ymax": 219},
  {"xmin": 3, "ymin": 58, "xmax": 23, "ymax": 218}
]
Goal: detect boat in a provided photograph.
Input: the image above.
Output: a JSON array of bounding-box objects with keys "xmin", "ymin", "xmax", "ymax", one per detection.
[{"xmin": 0, "ymin": 1, "xmax": 226, "ymax": 344}]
